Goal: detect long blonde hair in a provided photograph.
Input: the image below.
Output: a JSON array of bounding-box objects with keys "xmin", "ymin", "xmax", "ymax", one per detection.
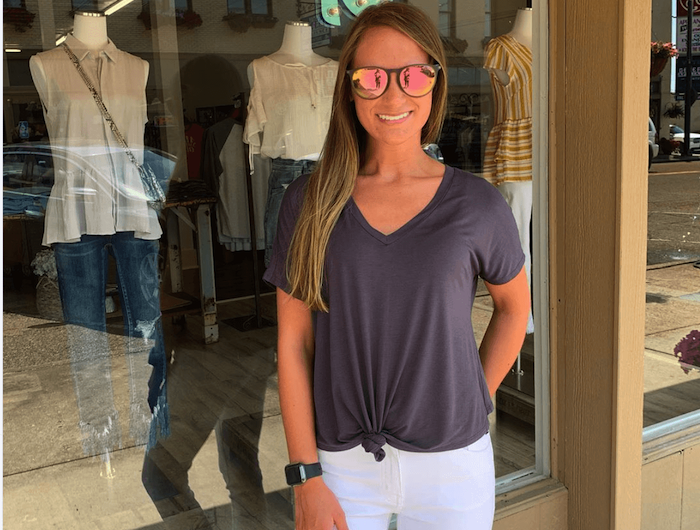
[{"xmin": 286, "ymin": 2, "xmax": 448, "ymax": 312}]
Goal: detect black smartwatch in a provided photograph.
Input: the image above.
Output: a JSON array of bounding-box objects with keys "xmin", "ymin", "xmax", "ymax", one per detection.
[{"xmin": 284, "ymin": 462, "xmax": 323, "ymax": 486}]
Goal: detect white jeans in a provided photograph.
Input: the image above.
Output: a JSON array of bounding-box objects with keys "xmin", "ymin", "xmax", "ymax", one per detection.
[
  {"xmin": 497, "ymin": 180, "xmax": 535, "ymax": 334},
  {"xmin": 317, "ymin": 433, "xmax": 495, "ymax": 530}
]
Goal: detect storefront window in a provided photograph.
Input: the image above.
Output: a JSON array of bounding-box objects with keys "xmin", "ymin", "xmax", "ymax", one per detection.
[
  {"xmin": 644, "ymin": 0, "xmax": 700, "ymax": 438},
  {"xmin": 228, "ymin": 0, "xmax": 271, "ymax": 16},
  {"xmin": 3, "ymin": 0, "xmax": 549, "ymax": 526}
]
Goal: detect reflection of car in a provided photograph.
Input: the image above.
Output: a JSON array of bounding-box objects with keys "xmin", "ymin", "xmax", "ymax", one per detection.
[
  {"xmin": 3, "ymin": 142, "xmax": 176, "ymax": 217},
  {"xmin": 669, "ymin": 124, "xmax": 700, "ymax": 153},
  {"xmin": 649, "ymin": 118, "xmax": 659, "ymax": 168}
]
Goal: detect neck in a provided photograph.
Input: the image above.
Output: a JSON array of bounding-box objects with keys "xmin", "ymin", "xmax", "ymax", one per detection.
[
  {"xmin": 73, "ymin": 13, "xmax": 109, "ymax": 51},
  {"xmin": 269, "ymin": 22, "xmax": 325, "ymax": 66},
  {"xmin": 362, "ymin": 138, "xmax": 434, "ymax": 177},
  {"xmin": 508, "ymin": 8, "xmax": 532, "ymax": 49}
]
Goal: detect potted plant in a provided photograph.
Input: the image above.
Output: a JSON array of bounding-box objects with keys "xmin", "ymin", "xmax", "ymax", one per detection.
[
  {"xmin": 675, "ymin": 329, "xmax": 700, "ymax": 373},
  {"xmin": 651, "ymin": 41, "xmax": 679, "ymax": 77}
]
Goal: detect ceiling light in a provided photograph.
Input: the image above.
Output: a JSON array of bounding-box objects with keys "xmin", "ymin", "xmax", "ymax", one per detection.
[{"xmin": 104, "ymin": 0, "xmax": 135, "ymax": 16}]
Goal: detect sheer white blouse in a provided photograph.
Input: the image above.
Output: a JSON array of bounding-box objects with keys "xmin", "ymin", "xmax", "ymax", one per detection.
[
  {"xmin": 243, "ymin": 56, "xmax": 338, "ymax": 163},
  {"xmin": 30, "ymin": 35, "xmax": 160, "ymax": 246}
]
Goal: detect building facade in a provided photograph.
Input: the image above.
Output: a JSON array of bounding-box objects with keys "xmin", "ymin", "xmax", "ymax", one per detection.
[{"xmin": 2, "ymin": 0, "xmax": 699, "ymax": 529}]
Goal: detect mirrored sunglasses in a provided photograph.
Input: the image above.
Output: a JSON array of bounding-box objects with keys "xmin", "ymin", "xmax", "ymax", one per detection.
[{"xmin": 347, "ymin": 64, "xmax": 441, "ymax": 99}]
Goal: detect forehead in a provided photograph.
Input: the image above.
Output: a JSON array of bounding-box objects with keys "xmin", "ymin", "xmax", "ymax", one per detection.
[{"xmin": 352, "ymin": 26, "xmax": 429, "ymax": 68}]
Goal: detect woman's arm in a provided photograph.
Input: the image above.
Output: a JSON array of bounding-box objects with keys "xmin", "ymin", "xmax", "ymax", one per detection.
[
  {"xmin": 276, "ymin": 288, "xmax": 348, "ymax": 530},
  {"xmin": 479, "ymin": 267, "xmax": 531, "ymax": 398}
]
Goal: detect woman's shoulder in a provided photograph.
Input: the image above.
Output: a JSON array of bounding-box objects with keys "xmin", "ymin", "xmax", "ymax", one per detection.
[{"xmin": 448, "ymin": 166, "xmax": 503, "ymax": 202}]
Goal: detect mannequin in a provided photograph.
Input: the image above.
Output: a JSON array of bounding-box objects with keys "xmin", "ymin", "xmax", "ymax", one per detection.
[
  {"xmin": 264, "ymin": 21, "xmax": 330, "ymax": 67},
  {"xmin": 483, "ymin": 7, "xmax": 534, "ymax": 334},
  {"xmin": 29, "ymin": 11, "xmax": 169, "ymax": 464},
  {"xmin": 72, "ymin": 11, "xmax": 109, "ymax": 50},
  {"xmin": 244, "ymin": 21, "xmax": 338, "ymax": 266}
]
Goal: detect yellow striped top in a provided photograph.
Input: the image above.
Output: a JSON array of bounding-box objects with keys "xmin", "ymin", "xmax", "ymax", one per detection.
[{"xmin": 482, "ymin": 34, "xmax": 533, "ymax": 185}]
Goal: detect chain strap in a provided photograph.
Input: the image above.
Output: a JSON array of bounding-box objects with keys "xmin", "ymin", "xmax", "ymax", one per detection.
[{"xmin": 61, "ymin": 43, "xmax": 166, "ymax": 207}]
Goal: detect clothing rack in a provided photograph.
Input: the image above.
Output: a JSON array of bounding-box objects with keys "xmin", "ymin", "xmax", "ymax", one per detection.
[{"xmin": 222, "ymin": 142, "xmax": 274, "ymax": 331}]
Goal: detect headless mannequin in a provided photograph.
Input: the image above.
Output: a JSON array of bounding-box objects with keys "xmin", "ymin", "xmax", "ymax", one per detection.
[
  {"xmin": 488, "ymin": 8, "xmax": 532, "ymax": 85},
  {"xmin": 31, "ymin": 12, "xmax": 149, "ymax": 113},
  {"xmin": 245, "ymin": 21, "xmax": 338, "ymax": 265},
  {"xmin": 485, "ymin": 7, "xmax": 535, "ymax": 334},
  {"xmin": 246, "ymin": 21, "xmax": 330, "ymax": 86},
  {"xmin": 264, "ymin": 21, "xmax": 329, "ymax": 67},
  {"xmin": 73, "ymin": 11, "xmax": 109, "ymax": 50},
  {"xmin": 29, "ymin": 10, "xmax": 167, "ymax": 464}
]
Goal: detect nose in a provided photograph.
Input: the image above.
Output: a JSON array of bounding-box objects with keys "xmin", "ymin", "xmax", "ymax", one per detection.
[{"xmin": 383, "ymin": 71, "xmax": 406, "ymax": 101}]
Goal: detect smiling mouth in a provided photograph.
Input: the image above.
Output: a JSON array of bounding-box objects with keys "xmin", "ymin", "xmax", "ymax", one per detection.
[{"xmin": 378, "ymin": 111, "xmax": 410, "ymax": 121}]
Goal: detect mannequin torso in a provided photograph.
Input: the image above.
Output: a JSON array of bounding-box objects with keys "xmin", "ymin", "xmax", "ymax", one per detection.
[
  {"xmin": 246, "ymin": 21, "xmax": 331, "ymax": 87},
  {"xmin": 267, "ymin": 22, "xmax": 330, "ymax": 67},
  {"xmin": 73, "ymin": 12, "xmax": 109, "ymax": 51},
  {"xmin": 488, "ymin": 8, "xmax": 532, "ymax": 85}
]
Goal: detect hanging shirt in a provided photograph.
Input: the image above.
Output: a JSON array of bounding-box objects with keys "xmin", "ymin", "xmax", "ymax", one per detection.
[
  {"xmin": 201, "ymin": 118, "xmax": 266, "ymax": 251},
  {"xmin": 243, "ymin": 56, "xmax": 338, "ymax": 163},
  {"xmin": 263, "ymin": 167, "xmax": 525, "ymax": 461},
  {"xmin": 482, "ymin": 34, "xmax": 533, "ymax": 186},
  {"xmin": 185, "ymin": 122, "xmax": 205, "ymax": 180},
  {"xmin": 29, "ymin": 35, "xmax": 160, "ymax": 246}
]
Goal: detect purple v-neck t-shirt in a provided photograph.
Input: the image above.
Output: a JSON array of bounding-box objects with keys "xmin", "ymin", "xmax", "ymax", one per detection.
[{"xmin": 263, "ymin": 166, "xmax": 525, "ymax": 462}]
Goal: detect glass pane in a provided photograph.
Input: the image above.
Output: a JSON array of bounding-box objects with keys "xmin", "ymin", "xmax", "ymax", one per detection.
[
  {"xmin": 2, "ymin": 0, "xmax": 546, "ymax": 527},
  {"xmin": 251, "ymin": 0, "xmax": 269, "ymax": 15},
  {"xmin": 645, "ymin": 0, "xmax": 700, "ymax": 430},
  {"xmin": 227, "ymin": 0, "xmax": 245, "ymax": 14}
]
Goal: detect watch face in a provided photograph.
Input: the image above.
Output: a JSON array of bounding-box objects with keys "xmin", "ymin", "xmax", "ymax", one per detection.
[
  {"xmin": 285, "ymin": 462, "xmax": 322, "ymax": 486},
  {"xmin": 285, "ymin": 464, "xmax": 302, "ymax": 486}
]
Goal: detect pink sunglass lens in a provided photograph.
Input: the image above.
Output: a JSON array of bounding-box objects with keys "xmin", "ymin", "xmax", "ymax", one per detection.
[
  {"xmin": 401, "ymin": 66, "xmax": 436, "ymax": 96},
  {"xmin": 352, "ymin": 68, "xmax": 388, "ymax": 97}
]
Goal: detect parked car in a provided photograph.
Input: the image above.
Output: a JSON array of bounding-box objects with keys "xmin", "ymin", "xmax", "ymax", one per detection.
[
  {"xmin": 649, "ymin": 118, "xmax": 659, "ymax": 168},
  {"xmin": 3, "ymin": 142, "xmax": 176, "ymax": 218},
  {"xmin": 669, "ymin": 124, "xmax": 700, "ymax": 153}
]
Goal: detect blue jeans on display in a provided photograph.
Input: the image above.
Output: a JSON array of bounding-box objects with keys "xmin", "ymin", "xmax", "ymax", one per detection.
[
  {"xmin": 264, "ymin": 158, "xmax": 316, "ymax": 267},
  {"xmin": 54, "ymin": 232, "xmax": 169, "ymax": 459}
]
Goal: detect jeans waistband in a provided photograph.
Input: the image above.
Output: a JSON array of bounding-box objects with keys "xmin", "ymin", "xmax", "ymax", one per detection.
[{"xmin": 271, "ymin": 158, "xmax": 317, "ymax": 171}]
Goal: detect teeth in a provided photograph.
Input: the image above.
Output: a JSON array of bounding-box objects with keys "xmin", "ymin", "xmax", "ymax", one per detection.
[{"xmin": 378, "ymin": 112, "xmax": 409, "ymax": 121}]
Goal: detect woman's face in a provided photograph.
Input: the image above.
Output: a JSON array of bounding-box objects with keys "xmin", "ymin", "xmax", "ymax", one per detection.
[{"xmin": 350, "ymin": 26, "xmax": 433, "ymax": 151}]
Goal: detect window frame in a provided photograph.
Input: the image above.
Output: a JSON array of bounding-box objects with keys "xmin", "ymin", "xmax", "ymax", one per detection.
[
  {"xmin": 3, "ymin": 0, "xmax": 26, "ymax": 9},
  {"xmin": 227, "ymin": 0, "xmax": 272, "ymax": 17},
  {"xmin": 493, "ymin": 0, "xmax": 551, "ymax": 493}
]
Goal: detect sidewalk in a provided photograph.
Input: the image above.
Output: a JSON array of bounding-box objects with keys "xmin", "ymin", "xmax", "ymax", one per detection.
[
  {"xmin": 2, "ymin": 263, "xmax": 699, "ymax": 529},
  {"xmin": 644, "ymin": 260, "xmax": 700, "ymax": 426}
]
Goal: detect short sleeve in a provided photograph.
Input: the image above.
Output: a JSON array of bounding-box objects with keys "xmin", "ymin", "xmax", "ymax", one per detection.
[
  {"xmin": 262, "ymin": 174, "xmax": 308, "ymax": 291},
  {"xmin": 243, "ymin": 62, "xmax": 266, "ymax": 155},
  {"xmin": 484, "ymin": 38, "xmax": 509, "ymax": 75},
  {"xmin": 475, "ymin": 184, "xmax": 526, "ymax": 285}
]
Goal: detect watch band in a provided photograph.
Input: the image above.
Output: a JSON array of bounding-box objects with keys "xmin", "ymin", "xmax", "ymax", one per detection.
[{"xmin": 284, "ymin": 462, "xmax": 323, "ymax": 486}]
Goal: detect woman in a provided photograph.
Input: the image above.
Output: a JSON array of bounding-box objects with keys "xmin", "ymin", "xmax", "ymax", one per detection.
[{"xmin": 263, "ymin": 3, "xmax": 530, "ymax": 529}]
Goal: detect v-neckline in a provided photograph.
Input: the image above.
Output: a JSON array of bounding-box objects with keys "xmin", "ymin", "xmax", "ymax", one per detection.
[{"xmin": 348, "ymin": 166, "xmax": 453, "ymax": 245}]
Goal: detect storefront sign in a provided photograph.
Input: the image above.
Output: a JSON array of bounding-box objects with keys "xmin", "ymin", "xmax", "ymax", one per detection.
[
  {"xmin": 316, "ymin": 0, "xmax": 389, "ymax": 27},
  {"xmin": 675, "ymin": 55, "xmax": 700, "ymax": 95},
  {"xmin": 677, "ymin": 15, "xmax": 700, "ymax": 54},
  {"xmin": 677, "ymin": 0, "xmax": 700, "ymax": 16}
]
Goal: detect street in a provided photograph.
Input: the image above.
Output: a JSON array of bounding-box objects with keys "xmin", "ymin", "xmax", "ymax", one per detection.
[{"xmin": 648, "ymin": 160, "xmax": 700, "ymax": 265}]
